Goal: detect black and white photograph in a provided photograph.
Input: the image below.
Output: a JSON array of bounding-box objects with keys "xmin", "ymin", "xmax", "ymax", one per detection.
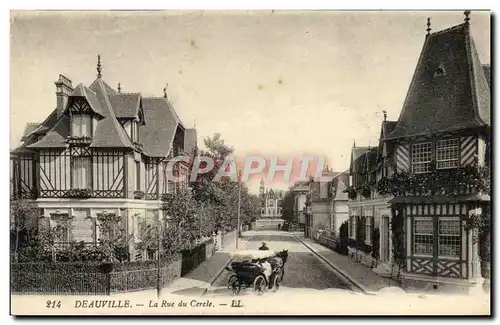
[{"xmin": 8, "ymin": 8, "xmax": 491, "ymax": 316}]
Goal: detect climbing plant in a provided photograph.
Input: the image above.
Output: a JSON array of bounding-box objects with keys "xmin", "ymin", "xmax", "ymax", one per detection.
[
  {"xmin": 390, "ymin": 206, "xmax": 405, "ymax": 281},
  {"xmin": 377, "ymin": 165, "xmax": 490, "ymax": 197}
]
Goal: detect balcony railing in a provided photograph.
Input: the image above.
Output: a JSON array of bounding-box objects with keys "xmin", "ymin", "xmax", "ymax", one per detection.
[{"xmin": 66, "ymin": 136, "xmax": 92, "ymax": 146}]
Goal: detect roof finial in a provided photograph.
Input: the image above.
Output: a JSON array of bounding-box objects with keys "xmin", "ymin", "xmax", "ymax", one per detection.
[
  {"xmin": 464, "ymin": 10, "xmax": 471, "ymax": 24},
  {"xmin": 383, "ymin": 110, "xmax": 387, "ymax": 121},
  {"xmin": 163, "ymin": 83, "xmax": 168, "ymax": 98},
  {"xmin": 426, "ymin": 17, "xmax": 431, "ymax": 36},
  {"xmin": 194, "ymin": 119, "xmax": 196, "ymax": 128},
  {"xmin": 97, "ymin": 54, "xmax": 102, "ymax": 78},
  {"xmin": 117, "ymin": 82, "xmax": 121, "ymax": 93},
  {"xmin": 353, "ymin": 139, "xmax": 356, "ymax": 147}
]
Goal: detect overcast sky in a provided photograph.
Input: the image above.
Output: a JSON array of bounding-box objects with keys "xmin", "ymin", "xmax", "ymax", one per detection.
[{"xmin": 10, "ymin": 10, "xmax": 490, "ymax": 193}]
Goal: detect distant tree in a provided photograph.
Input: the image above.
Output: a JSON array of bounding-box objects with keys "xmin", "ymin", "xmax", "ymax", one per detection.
[{"xmin": 280, "ymin": 189, "xmax": 295, "ymax": 222}]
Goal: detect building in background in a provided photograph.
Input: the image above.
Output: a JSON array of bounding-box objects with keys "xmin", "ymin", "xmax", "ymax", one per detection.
[
  {"xmin": 292, "ymin": 180, "xmax": 310, "ymax": 233},
  {"xmin": 256, "ymin": 179, "xmax": 285, "ymax": 229},
  {"xmin": 308, "ymin": 169, "xmax": 350, "ymax": 239},
  {"xmin": 10, "ymin": 56, "xmax": 197, "ymax": 260}
]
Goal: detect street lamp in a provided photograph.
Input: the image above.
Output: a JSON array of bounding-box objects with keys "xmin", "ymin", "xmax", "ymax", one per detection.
[{"xmin": 236, "ymin": 170, "xmax": 242, "ymax": 250}]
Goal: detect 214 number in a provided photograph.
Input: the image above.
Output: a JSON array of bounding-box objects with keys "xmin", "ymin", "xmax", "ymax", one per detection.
[{"xmin": 46, "ymin": 300, "xmax": 61, "ymax": 308}]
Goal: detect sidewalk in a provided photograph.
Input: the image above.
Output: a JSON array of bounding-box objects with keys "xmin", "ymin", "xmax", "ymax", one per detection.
[
  {"xmin": 296, "ymin": 236, "xmax": 398, "ymax": 294},
  {"xmin": 161, "ymin": 237, "xmax": 249, "ymax": 297}
]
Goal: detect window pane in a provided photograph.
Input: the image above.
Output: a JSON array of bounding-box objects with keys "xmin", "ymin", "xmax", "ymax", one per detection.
[
  {"xmin": 72, "ymin": 115, "xmax": 82, "ymax": 136},
  {"xmin": 438, "ymin": 219, "xmax": 461, "ymax": 257},
  {"xmin": 413, "ymin": 218, "xmax": 433, "ymax": 255},
  {"xmin": 414, "ymin": 218, "xmax": 433, "ymax": 234},
  {"xmin": 73, "ymin": 157, "xmax": 91, "ymax": 188},
  {"xmin": 439, "ymin": 219, "xmax": 460, "ymax": 235},
  {"xmin": 436, "ymin": 139, "xmax": 459, "ymax": 169},
  {"xmin": 414, "ymin": 235, "xmax": 433, "ymax": 255},
  {"xmin": 81, "ymin": 116, "xmax": 91, "ymax": 137},
  {"xmin": 412, "ymin": 142, "xmax": 432, "ymax": 173}
]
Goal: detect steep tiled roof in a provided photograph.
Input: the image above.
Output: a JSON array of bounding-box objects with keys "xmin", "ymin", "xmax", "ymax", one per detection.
[
  {"xmin": 108, "ymin": 93, "xmax": 141, "ymax": 119},
  {"xmin": 140, "ymin": 97, "xmax": 180, "ymax": 157},
  {"xmin": 27, "ymin": 115, "xmax": 70, "ymax": 149},
  {"xmin": 12, "ymin": 109, "xmax": 59, "ymax": 153},
  {"xmin": 184, "ymin": 128, "xmax": 198, "ymax": 155},
  {"xmin": 352, "ymin": 146, "xmax": 371, "ymax": 162},
  {"xmin": 89, "ymin": 79, "xmax": 134, "ymax": 149},
  {"xmin": 68, "ymin": 84, "xmax": 105, "ymax": 117},
  {"xmin": 350, "ymin": 146, "xmax": 371, "ymax": 174},
  {"xmin": 29, "ymin": 109, "xmax": 58, "ymax": 136},
  {"xmin": 366, "ymin": 147, "xmax": 378, "ymax": 172},
  {"xmin": 381, "ymin": 121, "xmax": 397, "ymax": 139},
  {"xmin": 21, "ymin": 123, "xmax": 40, "ymax": 141},
  {"xmin": 482, "ymin": 64, "xmax": 491, "ymax": 89},
  {"xmin": 333, "ymin": 172, "xmax": 349, "ymax": 201},
  {"xmin": 387, "ymin": 23, "xmax": 490, "ymax": 140},
  {"xmin": 14, "ymin": 70, "xmax": 187, "ymax": 157}
]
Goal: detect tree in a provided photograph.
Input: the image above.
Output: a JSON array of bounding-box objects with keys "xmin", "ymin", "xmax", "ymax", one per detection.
[
  {"xmin": 97, "ymin": 212, "xmax": 130, "ymax": 262},
  {"xmin": 280, "ymin": 189, "xmax": 295, "ymax": 222},
  {"xmin": 10, "ymin": 199, "xmax": 39, "ymax": 262},
  {"xmin": 160, "ymin": 188, "xmax": 200, "ymax": 254}
]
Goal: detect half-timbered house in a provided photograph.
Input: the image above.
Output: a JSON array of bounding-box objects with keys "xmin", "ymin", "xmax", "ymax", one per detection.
[
  {"xmin": 384, "ymin": 14, "xmax": 490, "ymax": 293},
  {"xmin": 346, "ymin": 115, "xmax": 398, "ymax": 275},
  {"xmin": 10, "ymin": 57, "xmax": 197, "ymax": 259}
]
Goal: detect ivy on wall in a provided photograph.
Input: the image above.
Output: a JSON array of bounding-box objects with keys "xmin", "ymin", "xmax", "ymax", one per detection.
[{"xmin": 377, "ymin": 165, "xmax": 490, "ymax": 197}]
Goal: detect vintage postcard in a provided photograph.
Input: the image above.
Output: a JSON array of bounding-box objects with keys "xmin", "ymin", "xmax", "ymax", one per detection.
[{"xmin": 9, "ymin": 9, "xmax": 491, "ymax": 316}]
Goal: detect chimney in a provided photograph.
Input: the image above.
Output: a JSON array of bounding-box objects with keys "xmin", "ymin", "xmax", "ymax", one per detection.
[{"xmin": 55, "ymin": 74, "xmax": 73, "ymax": 119}]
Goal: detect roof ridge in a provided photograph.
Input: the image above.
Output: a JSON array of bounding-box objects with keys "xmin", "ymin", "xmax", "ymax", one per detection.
[
  {"xmin": 464, "ymin": 24, "xmax": 490, "ymax": 126},
  {"xmin": 428, "ymin": 22, "xmax": 466, "ymax": 37},
  {"xmin": 110, "ymin": 92, "xmax": 141, "ymax": 96}
]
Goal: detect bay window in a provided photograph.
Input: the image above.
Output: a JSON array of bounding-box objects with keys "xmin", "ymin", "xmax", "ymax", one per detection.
[
  {"xmin": 71, "ymin": 114, "xmax": 92, "ymax": 137},
  {"xmin": 411, "ymin": 142, "xmax": 432, "ymax": 174},
  {"xmin": 438, "ymin": 218, "xmax": 461, "ymax": 258},
  {"xmin": 413, "ymin": 217, "xmax": 433, "ymax": 256},
  {"xmin": 72, "ymin": 157, "xmax": 92, "ymax": 189},
  {"xmin": 436, "ymin": 139, "xmax": 459, "ymax": 169}
]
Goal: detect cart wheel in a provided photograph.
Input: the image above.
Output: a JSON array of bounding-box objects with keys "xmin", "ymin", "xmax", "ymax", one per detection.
[
  {"xmin": 227, "ymin": 275, "xmax": 241, "ymax": 296},
  {"xmin": 271, "ymin": 274, "xmax": 281, "ymax": 292},
  {"xmin": 253, "ymin": 275, "xmax": 267, "ymax": 295}
]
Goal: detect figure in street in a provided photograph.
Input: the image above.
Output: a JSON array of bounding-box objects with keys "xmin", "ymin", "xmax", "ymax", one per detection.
[{"xmin": 259, "ymin": 242, "xmax": 269, "ymax": 250}]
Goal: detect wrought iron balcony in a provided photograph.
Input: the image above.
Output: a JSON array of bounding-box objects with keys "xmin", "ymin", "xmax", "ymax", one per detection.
[{"xmin": 66, "ymin": 136, "xmax": 92, "ymax": 146}]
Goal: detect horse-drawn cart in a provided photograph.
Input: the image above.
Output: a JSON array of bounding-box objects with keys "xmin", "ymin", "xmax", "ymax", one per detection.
[{"xmin": 225, "ymin": 249, "xmax": 289, "ymax": 296}]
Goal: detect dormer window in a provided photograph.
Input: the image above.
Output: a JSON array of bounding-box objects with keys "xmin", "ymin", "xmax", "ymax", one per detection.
[
  {"xmin": 72, "ymin": 114, "xmax": 92, "ymax": 137},
  {"xmin": 434, "ymin": 63, "xmax": 446, "ymax": 77}
]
